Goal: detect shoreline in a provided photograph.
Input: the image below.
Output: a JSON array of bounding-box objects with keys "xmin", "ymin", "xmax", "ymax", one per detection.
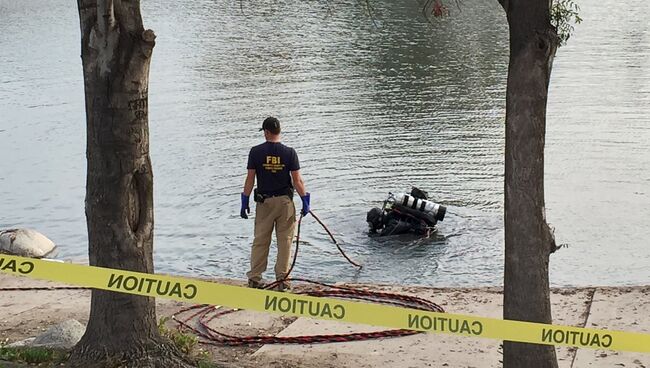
[{"xmin": 1, "ymin": 273, "xmax": 649, "ymax": 367}]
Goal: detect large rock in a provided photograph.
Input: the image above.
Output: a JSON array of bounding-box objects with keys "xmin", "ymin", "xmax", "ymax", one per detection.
[
  {"xmin": 31, "ymin": 319, "xmax": 86, "ymax": 349},
  {"xmin": 0, "ymin": 228, "xmax": 56, "ymax": 258},
  {"xmin": 6, "ymin": 337, "xmax": 35, "ymax": 348}
]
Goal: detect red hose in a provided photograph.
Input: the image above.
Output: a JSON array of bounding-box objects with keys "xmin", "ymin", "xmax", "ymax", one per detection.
[{"xmin": 173, "ymin": 210, "xmax": 444, "ymax": 346}]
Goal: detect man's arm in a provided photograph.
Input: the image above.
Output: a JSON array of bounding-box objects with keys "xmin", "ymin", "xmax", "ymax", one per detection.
[
  {"xmin": 290, "ymin": 170, "xmax": 307, "ymax": 197},
  {"xmin": 243, "ymin": 169, "xmax": 255, "ymax": 196}
]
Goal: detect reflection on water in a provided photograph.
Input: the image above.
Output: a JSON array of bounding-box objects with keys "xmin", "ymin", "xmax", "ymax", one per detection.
[{"xmin": 0, "ymin": 0, "xmax": 648, "ymax": 287}]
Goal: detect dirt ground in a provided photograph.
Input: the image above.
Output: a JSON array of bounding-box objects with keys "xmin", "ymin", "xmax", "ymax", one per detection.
[
  {"xmin": 0, "ymin": 275, "xmax": 327, "ymax": 367},
  {"xmin": 1, "ymin": 274, "xmax": 649, "ymax": 368}
]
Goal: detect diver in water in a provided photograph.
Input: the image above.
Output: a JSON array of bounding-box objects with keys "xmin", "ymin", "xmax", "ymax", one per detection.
[{"xmin": 366, "ymin": 187, "xmax": 446, "ymax": 237}]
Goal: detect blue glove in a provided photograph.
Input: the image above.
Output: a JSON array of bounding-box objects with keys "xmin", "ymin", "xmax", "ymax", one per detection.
[
  {"xmin": 300, "ymin": 193, "xmax": 311, "ymax": 216},
  {"xmin": 240, "ymin": 193, "xmax": 250, "ymax": 219}
]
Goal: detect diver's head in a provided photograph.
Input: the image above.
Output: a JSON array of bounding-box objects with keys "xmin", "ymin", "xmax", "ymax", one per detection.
[{"xmin": 366, "ymin": 207, "xmax": 384, "ymax": 232}]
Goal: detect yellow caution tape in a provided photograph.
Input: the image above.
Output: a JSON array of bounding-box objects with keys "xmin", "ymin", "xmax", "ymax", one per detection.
[{"xmin": 1, "ymin": 254, "xmax": 649, "ymax": 353}]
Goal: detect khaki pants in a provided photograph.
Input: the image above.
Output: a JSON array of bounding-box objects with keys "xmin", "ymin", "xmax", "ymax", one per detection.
[{"xmin": 246, "ymin": 196, "xmax": 296, "ymax": 283}]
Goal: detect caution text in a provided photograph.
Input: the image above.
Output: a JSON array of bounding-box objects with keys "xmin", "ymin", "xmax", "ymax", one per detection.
[
  {"xmin": 107, "ymin": 274, "xmax": 197, "ymax": 300},
  {"xmin": 408, "ymin": 314, "xmax": 483, "ymax": 336},
  {"xmin": 264, "ymin": 295, "xmax": 345, "ymax": 320}
]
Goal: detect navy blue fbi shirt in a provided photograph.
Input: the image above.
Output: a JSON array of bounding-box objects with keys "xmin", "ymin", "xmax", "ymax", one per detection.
[{"xmin": 247, "ymin": 142, "xmax": 300, "ymax": 195}]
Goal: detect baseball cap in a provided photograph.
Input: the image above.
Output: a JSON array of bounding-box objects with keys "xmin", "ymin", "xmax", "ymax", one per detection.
[{"xmin": 260, "ymin": 116, "xmax": 281, "ymax": 132}]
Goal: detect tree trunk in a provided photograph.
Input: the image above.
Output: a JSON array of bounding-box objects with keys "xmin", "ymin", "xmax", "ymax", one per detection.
[
  {"xmin": 70, "ymin": 1, "xmax": 189, "ymax": 366},
  {"xmin": 500, "ymin": 0, "xmax": 560, "ymax": 367}
]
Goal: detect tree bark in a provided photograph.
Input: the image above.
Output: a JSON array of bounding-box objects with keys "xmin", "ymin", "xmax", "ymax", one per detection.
[
  {"xmin": 500, "ymin": 0, "xmax": 560, "ymax": 367},
  {"xmin": 70, "ymin": 1, "xmax": 190, "ymax": 366}
]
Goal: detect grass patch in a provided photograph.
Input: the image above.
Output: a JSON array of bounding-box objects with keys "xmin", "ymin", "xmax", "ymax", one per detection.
[
  {"xmin": 0, "ymin": 345, "xmax": 67, "ymax": 365},
  {"xmin": 158, "ymin": 317, "xmax": 217, "ymax": 367}
]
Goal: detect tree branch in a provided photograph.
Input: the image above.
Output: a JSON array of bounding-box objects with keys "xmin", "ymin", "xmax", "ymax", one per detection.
[{"xmin": 358, "ymin": 0, "xmax": 379, "ymax": 28}]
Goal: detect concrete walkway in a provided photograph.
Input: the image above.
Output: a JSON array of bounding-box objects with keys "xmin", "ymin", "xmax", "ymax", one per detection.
[
  {"xmin": 1, "ymin": 274, "xmax": 649, "ymax": 367},
  {"xmin": 254, "ymin": 285, "xmax": 650, "ymax": 367}
]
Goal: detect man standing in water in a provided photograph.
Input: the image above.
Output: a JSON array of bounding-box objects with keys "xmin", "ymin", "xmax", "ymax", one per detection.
[{"xmin": 240, "ymin": 117, "xmax": 310, "ymax": 291}]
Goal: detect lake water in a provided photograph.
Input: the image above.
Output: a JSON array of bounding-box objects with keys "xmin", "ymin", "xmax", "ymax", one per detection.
[{"xmin": 0, "ymin": 0, "xmax": 648, "ymax": 287}]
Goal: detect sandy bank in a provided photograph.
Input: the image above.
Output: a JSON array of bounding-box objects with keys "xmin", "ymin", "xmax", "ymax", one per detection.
[{"xmin": 1, "ymin": 274, "xmax": 648, "ymax": 367}]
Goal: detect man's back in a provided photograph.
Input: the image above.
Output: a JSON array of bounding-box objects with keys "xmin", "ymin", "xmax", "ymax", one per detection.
[{"xmin": 247, "ymin": 141, "xmax": 299, "ymax": 195}]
